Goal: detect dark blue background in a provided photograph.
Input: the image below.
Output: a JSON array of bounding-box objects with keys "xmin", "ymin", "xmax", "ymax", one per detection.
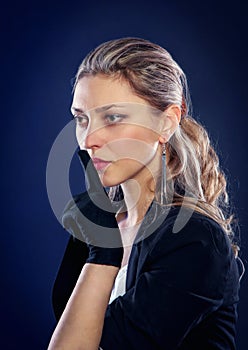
[{"xmin": 1, "ymin": 0, "xmax": 247, "ymax": 349}]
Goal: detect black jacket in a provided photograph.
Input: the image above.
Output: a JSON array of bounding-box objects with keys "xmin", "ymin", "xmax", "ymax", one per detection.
[{"xmin": 52, "ymin": 204, "xmax": 241, "ymax": 349}]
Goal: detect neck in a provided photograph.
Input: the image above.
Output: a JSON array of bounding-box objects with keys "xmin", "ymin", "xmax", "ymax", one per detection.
[
  {"xmin": 117, "ymin": 150, "xmax": 161, "ymax": 227},
  {"xmin": 120, "ymin": 179, "xmax": 154, "ymax": 226}
]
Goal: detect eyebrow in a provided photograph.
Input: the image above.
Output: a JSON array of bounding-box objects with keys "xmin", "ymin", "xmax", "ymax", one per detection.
[{"xmin": 71, "ymin": 104, "xmax": 126, "ymax": 114}]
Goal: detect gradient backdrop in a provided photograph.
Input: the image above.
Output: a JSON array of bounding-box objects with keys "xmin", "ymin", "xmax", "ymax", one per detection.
[{"xmin": 1, "ymin": 0, "xmax": 247, "ymax": 349}]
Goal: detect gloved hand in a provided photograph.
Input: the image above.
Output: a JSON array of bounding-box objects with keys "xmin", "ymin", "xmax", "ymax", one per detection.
[{"xmin": 62, "ymin": 150, "xmax": 123, "ymax": 268}]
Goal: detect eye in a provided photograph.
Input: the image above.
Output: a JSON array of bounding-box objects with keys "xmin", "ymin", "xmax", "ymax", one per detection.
[
  {"xmin": 104, "ymin": 114, "xmax": 126, "ymax": 125},
  {"xmin": 74, "ymin": 115, "xmax": 89, "ymax": 129}
]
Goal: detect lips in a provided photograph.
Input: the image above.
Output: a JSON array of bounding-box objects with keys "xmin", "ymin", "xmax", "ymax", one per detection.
[{"xmin": 92, "ymin": 157, "xmax": 111, "ymax": 171}]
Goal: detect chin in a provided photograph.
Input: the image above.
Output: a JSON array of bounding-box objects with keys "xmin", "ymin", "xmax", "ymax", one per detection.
[
  {"xmin": 98, "ymin": 169, "xmax": 125, "ymax": 188},
  {"xmin": 100, "ymin": 175, "xmax": 124, "ymax": 188}
]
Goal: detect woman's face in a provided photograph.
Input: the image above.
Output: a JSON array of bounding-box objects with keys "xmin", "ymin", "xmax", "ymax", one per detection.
[{"xmin": 71, "ymin": 74, "xmax": 163, "ymax": 187}]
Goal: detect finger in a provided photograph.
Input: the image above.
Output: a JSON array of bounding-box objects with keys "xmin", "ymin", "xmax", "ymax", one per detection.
[{"xmin": 78, "ymin": 149, "xmax": 106, "ymax": 194}]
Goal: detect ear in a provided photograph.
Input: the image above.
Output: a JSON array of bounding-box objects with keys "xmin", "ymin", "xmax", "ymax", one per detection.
[{"xmin": 158, "ymin": 104, "xmax": 181, "ymax": 143}]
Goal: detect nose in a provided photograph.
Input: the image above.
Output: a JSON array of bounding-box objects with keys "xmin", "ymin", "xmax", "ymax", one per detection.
[{"xmin": 83, "ymin": 125, "xmax": 106, "ymax": 151}]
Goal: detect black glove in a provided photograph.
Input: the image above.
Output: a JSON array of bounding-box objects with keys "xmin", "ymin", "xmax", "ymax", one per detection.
[{"xmin": 62, "ymin": 150, "xmax": 123, "ymax": 268}]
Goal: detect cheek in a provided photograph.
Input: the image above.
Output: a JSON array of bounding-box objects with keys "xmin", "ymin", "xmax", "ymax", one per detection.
[
  {"xmin": 106, "ymin": 138, "xmax": 159, "ymax": 164},
  {"xmin": 76, "ymin": 128, "xmax": 86, "ymax": 149},
  {"xmin": 108, "ymin": 126, "xmax": 159, "ymax": 161}
]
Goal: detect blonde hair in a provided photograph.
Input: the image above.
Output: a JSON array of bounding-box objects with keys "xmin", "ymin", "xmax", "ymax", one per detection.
[{"xmin": 74, "ymin": 37, "xmax": 238, "ymax": 252}]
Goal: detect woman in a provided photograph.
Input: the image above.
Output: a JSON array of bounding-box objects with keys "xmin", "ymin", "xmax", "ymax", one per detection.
[{"xmin": 48, "ymin": 37, "xmax": 242, "ymax": 349}]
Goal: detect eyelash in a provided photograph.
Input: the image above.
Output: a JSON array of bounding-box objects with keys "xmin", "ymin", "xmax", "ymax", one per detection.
[
  {"xmin": 73, "ymin": 115, "xmax": 89, "ymax": 128},
  {"xmin": 73, "ymin": 114, "xmax": 126, "ymax": 128},
  {"xmin": 104, "ymin": 114, "xmax": 126, "ymax": 124}
]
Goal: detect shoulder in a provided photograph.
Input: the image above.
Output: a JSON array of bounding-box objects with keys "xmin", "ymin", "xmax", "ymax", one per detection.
[
  {"xmin": 134, "ymin": 205, "xmax": 239, "ymax": 300},
  {"xmin": 147, "ymin": 205, "xmax": 233, "ymax": 260}
]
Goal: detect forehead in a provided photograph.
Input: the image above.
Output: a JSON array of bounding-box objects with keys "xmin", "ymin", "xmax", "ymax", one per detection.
[{"xmin": 72, "ymin": 75, "xmax": 148, "ymax": 112}]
